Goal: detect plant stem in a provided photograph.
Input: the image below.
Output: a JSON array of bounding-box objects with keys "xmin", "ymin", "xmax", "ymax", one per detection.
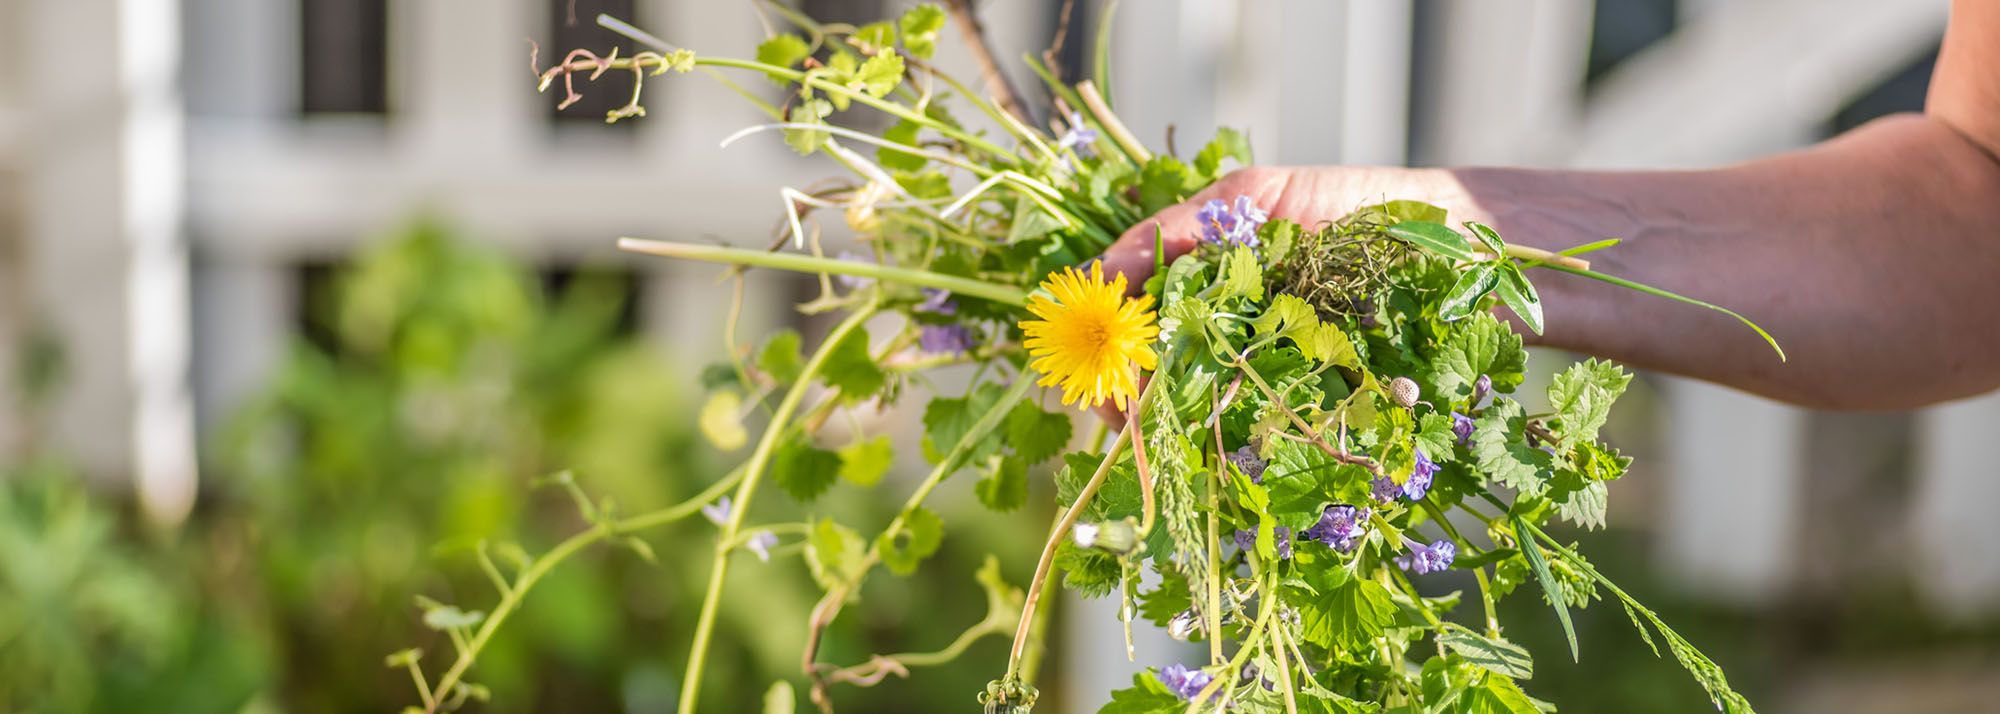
[
  {"xmin": 423, "ymin": 470, "xmax": 741, "ymax": 713},
  {"xmin": 1005, "ymin": 424, "xmax": 1133, "ymax": 679},
  {"xmin": 1473, "ymin": 566, "xmax": 1501, "ymax": 638},
  {"xmin": 680, "ymin": 304, "xmax": 879, "ymax": 714},
  {"xmin": 618, "ymin": 239, "xmax": 1027, "ymax": 306},
  {"xmin": 1497, "ymin": 243, "xmax": 1590, "ymax": 271},
  {"xmin": 1076, "ymin": 80, "xmax": 1150, "ymax": 164}
]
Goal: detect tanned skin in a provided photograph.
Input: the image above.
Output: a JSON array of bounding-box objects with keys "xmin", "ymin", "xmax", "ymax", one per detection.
[{"xmin": 1100, "ymin": 0, "xmax": 2000, "ymax": 411}]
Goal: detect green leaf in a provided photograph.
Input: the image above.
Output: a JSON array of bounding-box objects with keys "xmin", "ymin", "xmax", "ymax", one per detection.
[
  {"xmin": 698, "ymin": 389, "xmax": 749, "ymax": 451},
  {"xmin": 1055, "ymin": 541, "xmax": 1122, "ymax": 597},
  {"xmin": 1471, "ymin": 400, "xmax": 1551, "ymax": 495},
  {"xmin": 1544, "ymin": 262, "xmax": 1784, "ymax": 361},
  {"xmin": 1428, "ymin": 313, "xmax": 1526, "ymax": 402},
  {"xmin": 836, "ymin": 436, "xmax": 894, "ymax": 486},
  {"xmin": 1494, "ymin": 265, "xmax": 1543, "ymax": 335},
  {"xmin": 1007, "ymin": 196, "xmax": 1066, "ymax": 244},
  {"xmin": 783, "ymin": 99, "xmax": 833, "ymax": 155},
  {"xmin": 851, "ymin": 21, "xmax": 896, "ymax": 53},
  {"xmin": 755, "ymin": 34, "xmax": 810, "ymax": 75},
  {"xmin": 1546, "ymin": 358, "xmax": 1632, "ymax": 451},
  {"xmin": 1006, "ymin": 401, "xmax": 1072, "ymax": 465},
  {"xmin": 806, "ymin": 518, "xmax": 869, "ymax": 590},
  {"xmin": 1439, "ymin": 629, "xmax": 1534, "ymax": 680},
  {"xmin": 773, "ymin": 437, "xmax": 842, "ymax": 502},
  {"xmin": 1465, "ymin": 221, "xmax": 1506, "ymax": 255},
  {"xmin": 878, "ymin": 507, "xmax": 944, "ymax": 575},
  {"xmin": 853, "ymin": 51, "xmax": 905, "ymax": 97},
  {"xmin": 1414, "ymin": 412, "xmax": 1457, "ymax": 463},
  {"xmin": 1098, "ymin": 672, "xmax": 1185, "ymax": 714},
  {"xmin": 1222, "ymin": 245, "xmax": 1264, "ymax": 302},
  {"xmin": 820, "ymin": 326, "xmax": 887, "ymax": 403},
  {"xmin": 1463, "ymin": 673, "xmax": 1543, "ymax": 714},
  {"xmin": 1366, "ymin": 199, "xmax": 1448, "ymax": 224},
  {"xmin": 757, "ymin": 329, "xmax": 805, "ymax": 384},
  {"xmin": 1551, "ymin": 478, "xmax": 1608, "ymax": 530},
  {"xmin": 1572, "ymin": 441, "xmax": 1632, "ymax": 482},
  {"xmin": 1055, "ymin": 450, "xmax": 1140, "ymax": 522},
  {"xmin": 1385, "ymin": 221, "xmax": 1476, "ymax": 262},
  {"xmin": 1515, "ymin": 517, "xmax": 1578, "ymax": 662},
  {"xmin": 877, "ymin": 120, "xmax": 926, "ymax": 172},
  {"xmin": 421, "ymin": 605, "xmax": 485, "ymax": 631},
  {"xmin": 1438, "ymin": 264, "xmax": 1501, "ymax": 322},
  {"xmin": 1137, "ymin": 156, "xmax": 1197, "ymax": 214},
  {"xmin": 976, "ymin": 455, "xmax": 1029, "ymax": 512},
  {"xmin": 1193, "ymin": 127, "xmax": 1252, "ymax": 180},
  {"xmin": 922, "ymin": 384, "xmax": 1006, "ymax": 464},
  {"xmin": 897, "ymin": 4, "xmax": 946, "ymax": 59},
  {"xmin": 1299, "ymin": 566, "xmax": 1396, "ymax": 651},
  {"xmin": 1136, "ymin": 569, "xmax": 1193, "ymax": 626},
  {"xmin": 763, "ymin": 681, "xmax": 796, "ymax": 714}
]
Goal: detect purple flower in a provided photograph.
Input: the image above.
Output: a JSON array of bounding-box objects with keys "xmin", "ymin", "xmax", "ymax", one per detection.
[
  {"xmin": 1195, "ymin": 195, "xmax": 1270, "ymax": 248},
  {"xmin": 1372, "ymin": 449, "xmax": 1439, "ymax": 503},
  {"xmin": 918, "ymin": 323, "xmax": 977, "ymax": 355},
  {"xmin": 701, "ymin": 496, "xmax": 732, "ymax": 526},
  {"xmin": 835, "ymin": 251, "xmax": 874, "ymax": 290},
  {"xmin": 1472, "ymin": 374, "xmax": 1493, "ymax": 407},
  {"xmin": 1233, "ymin": 526, "xmax": 1294, "ymax": 560},
  {"xmin": 1397, "ymin": 539, "xmax": 1457, "ymax": 574},
  {"xmin": 1301, "ymin": 505, "xmax": 1369, "ymax": 553},
  {"xmin": 916, "ymin": 287, "xmax": 957, "ymax": 315},
  {"xmin": 1451, "ymin": 411, "xmax": 1476, "ymax": 446},
  {"xmin": 1056, "ymin": 112, "xmax": 1099, "ymax": 155},
  {"xmin": 745, "ymin": 530, "xmax": 779, "ymax": 562},
  {"xmin": 1226, "ymin": 445, "xmax": 1267, "ymax": 483},
  {"xmin": 1157, "ymin": 663, "xmax": 1214, "ymax": 700}
]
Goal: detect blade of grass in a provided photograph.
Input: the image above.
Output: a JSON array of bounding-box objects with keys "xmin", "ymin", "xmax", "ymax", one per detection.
[
  {"xmin": 1541, "ymin": 264, "xmax": 1785, "ymax": 361},
  {"xmin": 1514, "ymin": 516, "xmax": 1579, "ymax": 662}
]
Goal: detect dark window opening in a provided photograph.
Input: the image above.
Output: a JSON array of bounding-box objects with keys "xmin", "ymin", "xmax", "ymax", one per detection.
[
  {"xmin": 547, "ymin": 0, "xmax": 643, "ymax": 127},
  {"xmin": 1585, "ymin": 0, "xmax": 1679, "ymax": 92},
  {"xmin": 300, "ymin": 0, "xmax": 389, "ymax": 115},
  {"xmin": 801, "ymin": 0, "xmax": 886, "ymax": 27}
]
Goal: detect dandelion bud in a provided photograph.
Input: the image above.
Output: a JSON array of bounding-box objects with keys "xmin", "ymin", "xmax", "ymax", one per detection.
[
  {"xmin": 1389, "ymin": 377, "xmax": 1420, "ymax": 409},
  {"xmin": 1072, "ymin": 518, "xmax": 1138, "ymax": 555}
]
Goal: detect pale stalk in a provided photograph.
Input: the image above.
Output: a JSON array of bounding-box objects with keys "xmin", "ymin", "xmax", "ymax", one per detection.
[
  {"xmin": 679, "ymin": 304, "xmax": 879, "ymax": 714},
  {"xmin": 1005, "ymin": 424, "xmax": 1133, "ymax": 679},
  {"xmin": 619, "ymin": 239, "xmax": 1027, "ymax": 306}
]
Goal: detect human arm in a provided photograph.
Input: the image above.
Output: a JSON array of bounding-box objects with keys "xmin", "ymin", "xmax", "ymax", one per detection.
[{"xmin": 1101, "ymin": 0, "xmax": 2000, "ymax": 410}]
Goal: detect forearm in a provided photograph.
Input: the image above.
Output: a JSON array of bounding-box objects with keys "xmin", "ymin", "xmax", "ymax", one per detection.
[{"xmin": 1439, "ymin": 115, "xmax": 2000, "ymax": 409}]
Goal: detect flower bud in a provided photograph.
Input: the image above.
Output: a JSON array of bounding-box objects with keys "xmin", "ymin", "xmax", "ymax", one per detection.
[
  {"xmin": 1472, "ymin": 374, "xmax": 1493, "ymax": 407},
  {"xmin": 1389, "ymin": 377, "xmax": 1420, "ymax": 409},
  {"xmin": 1072, "ymin": 518, "xmax": 1138, "ymax": 555},
  {"xmin": 1168, "ymin": 608, "xmax": 1203, "ymax": 641}
]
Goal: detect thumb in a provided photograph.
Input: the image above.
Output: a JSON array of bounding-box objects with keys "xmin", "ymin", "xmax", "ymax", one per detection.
[{"xmin": 1100, "ymin": 198, "xmax": 1208, "ymax": 295}]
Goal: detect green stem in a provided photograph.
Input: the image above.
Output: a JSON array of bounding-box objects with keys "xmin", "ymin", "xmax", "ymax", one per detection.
[
  {"xmin": 1473, "ymin": 566, "xmax": 1501, "ymax": 638},
  {"xmin": 1540, "ymin": 263, "xmax": 1785, "ymax": 361},
  {"xmin": 423, "ymin": 470, "xmax": 741, "ymax": 713},
  {"xmin": 618, "ymin": 238, "xmax": 1028, "ymax": 306},
  {"xmin": 679, "ymin": 304, "xmax": 879, "ymax": 714},
  {"xmin": 692, "ymin": 57, "xmax": 1017, "ymax": 160},
  {"xmin": 1005, "ymin": 424, "xmax": 1133, "ymax": 680}
]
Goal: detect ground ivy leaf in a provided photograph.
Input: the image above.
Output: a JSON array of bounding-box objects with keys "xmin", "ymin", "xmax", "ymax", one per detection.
[
  {"xmin": 755, "ymin": 34, "xmax": 810, "ymax": 76},
  {"xmin": 758, "ymin": 329, "xmax": 805, "ymax": 385},
  {"xmin": 1299, "ymin": 566, "xmax": 1395, "ymax": 651},
  {"xmin": 1006, "ymin": 400, "xmax": 1072, "ymax": 465},
  {"xmin": 1055, "ymin": 541, "xmax": 1121, "ymax": 597},
  {"xmin": 806, "ymin": 518, "xmax": 869, "ymax": 591},
  {"xmin": 1098, "ymin": 672, "xmax": 1184, "ymax": 714},
  {"xmin": 853, "ymin": 51, "xmax": 904, "ymax": 97},
  {"xmin": 774, "ymin": 437, "xmax": 842, "ymax": 502},
  {"xmin": 1547, "ymin": 358, "xmax": 1632, "ymax": 451},
  {"xmin": 878, "ymin": 506, "xmax": 943, "ymax": 575},
  {"xmin": 1137, "ymin": 569, "xmax": 1193, "ymax": 627},
  {"xmin": 1438, "ymin": 629, "xmax": 1534, "ymax": 680},
  {"xmin": 975, "ymin": 455, "xmax": 1028, "ymax": 512},
  {"xmin": 1222, "ymin": 245, "xmax": 1264, "ymax": 302},
  {"xmin": 820, "ymin": 326, "xmax": 886, "ymax": 403},
  {"xmin": 1415, "ymin": 412, "xmax": 1457, "ymax": 463},
  {"xmin": 1193, "ymin": 127, "xmax": 1253, "ymax": 180},
  {"xmin": 1055, "ymin": 451, "xmax": 1140, "ymax": 521},
  {"xmin": 783, "ymin": 99, "xmax": 833, "ymax": 154},
  {"xmin": 1552, "ymin": 479, "xmax": 1608, "ymax": 530},
  {"xmin": 897, "ymin": 3, "xmax": 946, "ymax": 59},
  {"xmin": 851, "ymin": 21, "xmax": 895, "ymax": 53},
  {"xmin": 877, "ymin": 119, "xmax": 926, "ymax": 172},
  {"xmin": 836, "ymin": 436, "xmax": 894, "ymax": 486},
  {"xmin": 1137, "ymin": 156, "xmax": 1197, "ymax": 214},
  {"xmin": 1463, "ymin": 673, "xmax": 1543, "ymax": 714},
  {"xmin": 1428, "ymin": 313, "xmax": 1525, "ymax": 402},
  {"xmin": 922, "ymin": 384, "xmax": 1005, "ymax": 464}
]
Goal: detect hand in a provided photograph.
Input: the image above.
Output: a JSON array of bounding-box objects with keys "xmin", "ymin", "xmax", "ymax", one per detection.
[{"xmin": 1099, "ymin": 165, "xmax": 1455, "ymax": 290}]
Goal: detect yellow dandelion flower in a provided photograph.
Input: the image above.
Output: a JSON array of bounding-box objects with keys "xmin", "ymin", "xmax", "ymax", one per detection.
[{"xmin": 1020, "ymin": 262, "xmax": 1160, "ymax": 409}]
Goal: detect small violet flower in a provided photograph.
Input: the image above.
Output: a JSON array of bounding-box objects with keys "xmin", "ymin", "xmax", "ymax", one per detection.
[
  {"xmin": 916, "ymin": 287, "xmax": 957, "ymax": 316},
  {"xmin": 700, "ymin": 496, "xmax": 732, "ymax": 526},
  {"xmin": 834, "ymin": 251, "xmax": 874, "ymax": 290},
  {"xmin": 1472, "ymin": 373, "xmax": 1493, "ymax": 407},
  {"xmin": 1451, "ymin": 411, "xmax": 1476, "ymax": 446},
  {"xmin": 744, "ymin": 530, "xmax": 780, "ymax": 562},
  {"xmin": 1233, "ymin": 526, "xmax": 1294, "ymax": 561},
  {"xmin": 1157, "ymin": 663, "xmax": 1214, "ymax": 701},
  {"xmin": 1302, "ymin": 505, "xmax": 1369, "ymax": 553},
  {"xmin": 1397, "ymin": 539, "xmax": 1457, "ymax": 575},
  {"xmin": 1226, "ymin": 445, "xmax": 1267, "ymax": 484},
  {"xmin": 1372, "ymin": 448, "xmax": 1439, "ymax": 503},
  {"xmin": 918, "ymin": 323, "xmax": 977, "ymax": 356},
  {"xmin": 1195, "ymin": 195, "xmax": 1270, "ymax": 248},
  {"xmin": 1056, "ymin": 112, "xmax": 1099, "ymax": 156}
]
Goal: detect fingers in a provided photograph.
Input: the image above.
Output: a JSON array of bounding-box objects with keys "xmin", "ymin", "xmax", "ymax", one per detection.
[{"xmin": 1100, "ymin": 199, "xmax": 1207, "ymax": 294}]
